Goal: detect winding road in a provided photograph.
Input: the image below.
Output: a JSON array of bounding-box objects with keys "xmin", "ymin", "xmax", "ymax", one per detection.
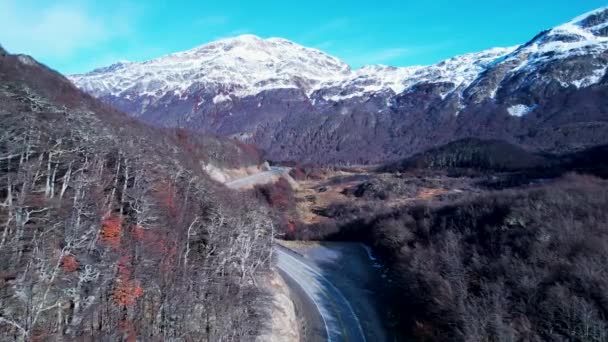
[
  {"xmin": 227, "ymin": 167, "xmax": 380, "ymax": 341},
  {"xmin": 225, "ymin": 166, "xmax": 288, "ymax": 189},
  {"xmin": 275, "ymin": 245, "xmax": 367, "ymax": 342}
]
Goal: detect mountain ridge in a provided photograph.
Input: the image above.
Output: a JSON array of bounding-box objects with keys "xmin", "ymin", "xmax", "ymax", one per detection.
[
  {"xmin": 68, "ymin": 6, "xmax": 608, "ymax": 164},
  {"xmin": 69, "ymin": 34, "xmax": 517, "ymax": 104}
]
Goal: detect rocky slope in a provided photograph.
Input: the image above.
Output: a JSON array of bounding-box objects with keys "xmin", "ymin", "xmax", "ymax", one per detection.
[{"xmin": 71, "ymin": 7, "xmax": 608, "ymax": 164}]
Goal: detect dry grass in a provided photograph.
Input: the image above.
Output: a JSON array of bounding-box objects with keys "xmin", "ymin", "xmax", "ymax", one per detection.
[{"xmin": 416, "ymin": 188, "xmax": 448, "ymax": 199}]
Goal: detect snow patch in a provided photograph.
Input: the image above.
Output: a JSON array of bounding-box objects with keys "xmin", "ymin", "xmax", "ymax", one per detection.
[
  {"xmin": 213, "ymin": 94, "xmax": 231, "ymax": 104},
  {"xmin": 17, "ymin": 55, "xmax": 36, "ymax": 66},
  {"xmin": 507, "ymin": 104, "xmax": 536, "ymax": 117},
  {"xmin": 231, "ymin": 132, "xmax": 253, "ymax": 140},
  {"xmin": 361, "ymin": 244, "xmax": 382, "ymax": 269},
  {"xmin": 572, "ymin": 66, "xmax": 608, "ymax": 88}
]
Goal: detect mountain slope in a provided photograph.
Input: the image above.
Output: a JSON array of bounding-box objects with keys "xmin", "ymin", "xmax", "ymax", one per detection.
[
  {"xmin": 382, "ymin": 138, "xmax": 551, "ymax": 172},
  {"xmin": 0, "ymin": 48, "xmax": 271, "ymax": 340},
  {"xmin": 71, "ymin": 7, "xmax": 608, "ymax": 164}
]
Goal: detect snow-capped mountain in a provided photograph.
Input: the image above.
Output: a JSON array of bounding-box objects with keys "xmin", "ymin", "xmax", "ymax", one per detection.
[
  {"xmin": 70, "ymin": 34, "xmax": 516, "ymax": 106},
  {"xmin": 314, "ymin": 47, "xmax": 517, "ymax": 102},
  {"xmin": 72, "ymin": 35, "xmax": 350, "ymax": 100},
  {"xmin": 70, "ymin": 7, "xmax": 608, "ymax": 164}
]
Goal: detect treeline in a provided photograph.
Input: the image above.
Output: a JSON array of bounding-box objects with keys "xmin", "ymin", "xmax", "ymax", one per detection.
[
  {"xmin": 381, "ymin": 138, "xmax": 551, "ymax": 173},
  {"xmin": 381, "ymin": 138, "xmax": 608, "ymax": 178},
  {"xmin": 0, "ymin": 51, "xmax": 272, "ymax": 340}
]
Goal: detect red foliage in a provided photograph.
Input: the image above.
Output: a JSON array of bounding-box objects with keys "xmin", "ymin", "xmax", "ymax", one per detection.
[
  {"xmin": 119, "ymin": 318, "xmax": 137, "ymax": 342},
  {"xmin": 286, "ymin": 220, "xmax": 296, "ymax": 233},
  {"xmin": 113, "ymin": 255, "xmax": 143, "ymax": 307},
  {"xmin": 112, "ymin": 279, "xmax": 143, "ymax": 307},
  {"xmin": 132, "ymin": 225, "xmax": 146, "ymax": 241},
  {"xmin": 101, "ymin": 215, "xmax": 123, "ymax": 249},
  {"xmin": 234, "ymin": 140, "xmax": 261, "ymax": 161},
  {"xmin": 117, "ymin": 255, "xmax": 133, "ymax": 278},
  {"xmin": 175, "ymin": 129, "xmax": 197, "ymax": 153},
  {"xmin": 289, "ymin": 167, "xmax": 307, "ymax": 181},
  {"xmin": 267, "ymin": 178, "xmax": 293, "ymax": 210},
  {"xmin": 61, "ymin": 254, "xmax": 79, "ymax": 273},
  {"xmin": 132, "ymin": 225, "xmax": 162, "ymax": 248}
]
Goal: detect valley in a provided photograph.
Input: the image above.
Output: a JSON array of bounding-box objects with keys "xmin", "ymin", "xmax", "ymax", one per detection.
[
  {"xmin": 2, "ymin": 3, "xmax": 608, "ymax": 342},
  {"xmin": 239, "ymin": 135, "xmax": 608, "ymax": 340}
]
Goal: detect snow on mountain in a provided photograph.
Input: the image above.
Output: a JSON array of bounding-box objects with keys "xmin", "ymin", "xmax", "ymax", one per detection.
[
  {"xmin": 507, "ymin": 104, "xmax": 537, "ymax": 117},
  {"xmin": 70, "ymin": 34, "xmax": 516, "ymax": 103},
  {"xmin": 500, "ymin": 6, "xmax": 608, "ymax": 87},
  {"xmin": 321, "ymin": 46, "xmax": 516, "ymax": 101},
  {"xmin": 71, "ymin": 7, "xmax": 608, "ymax": 106},
  {"xmin": 70, "ymin": 35, "xmax": 351, "ymax": 99},
  {"xmin": 66, "ymin": 6, "xmax": 608, "ymax": 164}
]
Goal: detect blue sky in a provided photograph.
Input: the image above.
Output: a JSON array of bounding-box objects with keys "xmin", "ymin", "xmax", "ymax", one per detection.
[{"xmin": 1, "ymin": 0, "xmax": 607, "ymax": 74}]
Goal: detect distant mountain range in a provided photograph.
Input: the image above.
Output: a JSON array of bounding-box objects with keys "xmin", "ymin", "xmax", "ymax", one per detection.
[{"xmin": 70, "ymin": 6, "xmax": 608, "ymax": 164}]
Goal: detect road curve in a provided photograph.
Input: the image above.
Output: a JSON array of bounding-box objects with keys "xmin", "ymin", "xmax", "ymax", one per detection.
[
  {"xmin": 275, "ymin": 245, "xmax": 367, "ymax": 342},
  {"xmin": 225, "ymin": 166, "xmax": 287, "ymax": 189}
]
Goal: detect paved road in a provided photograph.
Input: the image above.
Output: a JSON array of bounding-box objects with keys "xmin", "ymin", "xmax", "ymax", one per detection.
[
  {"xmin": 275, "ymin": 245, "xmax": 367, "ymax": 342},
  {"xmin": 225, "ymin": 166, "xmax": 287, "ymax": 190}
]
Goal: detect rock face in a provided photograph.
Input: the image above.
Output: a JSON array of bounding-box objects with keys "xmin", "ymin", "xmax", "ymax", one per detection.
[{"xmin": 70, "ymin": 7, "xmax": 608, "ymax": 164}]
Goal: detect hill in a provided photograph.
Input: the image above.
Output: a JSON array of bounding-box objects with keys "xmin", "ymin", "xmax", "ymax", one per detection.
[{"xmin": 0, "ymin": 48, "xmax": 271, "ymax": 340}]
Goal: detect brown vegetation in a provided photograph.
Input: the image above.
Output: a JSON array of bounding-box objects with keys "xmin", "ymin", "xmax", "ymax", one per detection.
[
  {"xmin": 312, "ymin": 173, "xmax": 608, "ymax": 341},
  {"xmin": 0, "ymin": 49, "xmax": 272, "ymax": 340}
]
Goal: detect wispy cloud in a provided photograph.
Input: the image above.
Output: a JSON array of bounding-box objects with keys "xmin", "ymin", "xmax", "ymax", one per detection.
[
  {"xmin": 300, "ymin": 18, "xmax": 351, "ymax": 43},
  {"xmin": 312, "ymin": 41, "xmax": 335, "ymax": 50},
  {"xmin": 362, "ymin": 48, "xmax": 410, "ymax": 63},
  {"xmin": 336, "ymin": 47, "xmax": 412, "ymax": 67},
  {"xmin": 341, "ymin": 42, "xmax": 456, "ymax": 67},
  {"xmin": 194, "ymin": 15, "xmax": 229, "ymax": 27},
  {"xmin": 0, "ymin": 0, "xmax": 132, "ymax": 58}
]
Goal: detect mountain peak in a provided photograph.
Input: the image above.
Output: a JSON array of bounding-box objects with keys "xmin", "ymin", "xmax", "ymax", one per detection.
[
  {"xmin": 568, "ymin": 6, "xmax": 608, "ymax": 29},
  {"xmin": 549, "ymin": 6, "xmax": 608, "ymax": 40},
  {"xmin": 70, "ymin": 34, "xmax": 351, "ymax": 99},
  {"xmin": 188, "ymin": 34, "xmax": 307, "ymax": 55}
]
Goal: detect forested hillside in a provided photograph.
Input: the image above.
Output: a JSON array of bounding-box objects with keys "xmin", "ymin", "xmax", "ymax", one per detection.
[{"xmin": 0, "ymin": 47, "xmax": 272, "ymax": 341}]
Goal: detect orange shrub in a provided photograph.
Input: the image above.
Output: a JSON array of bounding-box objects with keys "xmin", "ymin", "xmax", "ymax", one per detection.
[
  {"xmin": 112, "ymin": 279, "xmax": 143, "ymax": 307},
  {"xmin": 101, "ymin": 215, "xmax": 123, "ymax": 248},
  {"xmin": 61, "ymin": 254, "xmax": 79, "ymax": 273},
  {"xmin": 113, "ymin": 255, "xmax": 143, "ymax": 307}
]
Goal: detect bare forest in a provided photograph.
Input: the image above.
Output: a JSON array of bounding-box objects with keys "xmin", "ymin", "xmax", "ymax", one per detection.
[{"xmin": 0, "ymin": 50, "xmax": 273, "ymax": 341}]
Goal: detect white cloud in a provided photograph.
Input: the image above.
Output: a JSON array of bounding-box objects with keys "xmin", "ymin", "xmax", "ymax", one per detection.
[{"xmin": 0, "ymin": 0, "xmax": 129, "ymax": 58}]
